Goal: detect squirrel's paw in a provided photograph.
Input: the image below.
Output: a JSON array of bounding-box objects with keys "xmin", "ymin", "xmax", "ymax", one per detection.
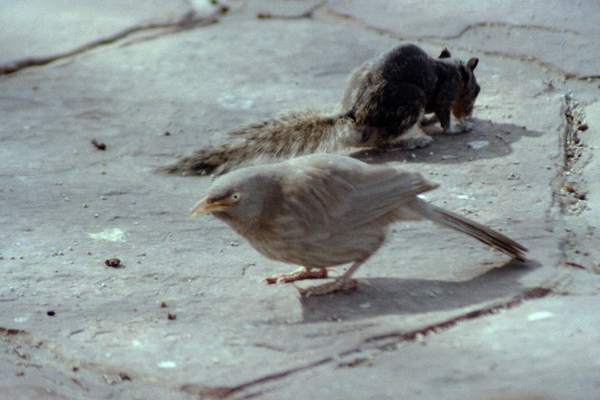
[
  {"xmin": 444, "ymin": 126, "xmax": 461, "ymax": 135},
  {"xmin": 389, "ymin": 135, "xmax": 434, "ymax": 150},
  {"xmin": 420, "ymin": 115, "xmax": 439, "ymax": 127},
  {"xmin": 458, "ymin": 120, "xmax": 475, "ymax": 132},
  {"xmin": 444, "ymin": 121, "xmax": 474, "ymax": 135}
]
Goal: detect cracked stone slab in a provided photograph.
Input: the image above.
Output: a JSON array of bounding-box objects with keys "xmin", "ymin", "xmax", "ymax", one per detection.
[
  {"xmin": 0, "ymin": 0, "xmax": 225, "ymax": 73},
  {"xmin": 555, "ymin": 92, "xmax": 600, "ymax": 294},
  {"xmin": 325, "ymin": 0, "xmax": 600, "ymax": 78},
  {"xmin": 252, "ymin": 295, "xmax": 600, "ymax": 400},
  {"xmin": 0, "ymin": 2, "xmax": 597, "ymax": 398}
]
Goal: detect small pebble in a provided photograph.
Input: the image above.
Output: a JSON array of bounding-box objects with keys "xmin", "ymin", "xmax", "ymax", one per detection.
[
  {"xmin": 91, "ymin": 139, "xmax": 106, "ymax": 150},
  {"xmin": 105, "ymin": 258, "xmax": 121, "ymax": 268}
]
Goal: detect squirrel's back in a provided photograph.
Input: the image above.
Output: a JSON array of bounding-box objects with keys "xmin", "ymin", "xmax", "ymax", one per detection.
[
  {"xmin": 341, "ymin": 44, "xmax": 436, "ymax": 115},
  {"xmin": 341, "ymin": 43, "xmax": 480, "ymax": 145}
]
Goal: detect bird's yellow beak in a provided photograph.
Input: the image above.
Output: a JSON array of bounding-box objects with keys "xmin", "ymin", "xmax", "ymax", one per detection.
[{"xmin": 189, "ymin": 196, "xmax": 230, "ymax": 218}]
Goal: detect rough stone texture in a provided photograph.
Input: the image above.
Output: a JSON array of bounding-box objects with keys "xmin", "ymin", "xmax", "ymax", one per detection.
[
  {"xmin": 1, "ymin": 0, "xmax": 599, "ymax": 399},
  {"xmin": 326, "ymin": 0, "xmax": 600, "ymax": 78}
]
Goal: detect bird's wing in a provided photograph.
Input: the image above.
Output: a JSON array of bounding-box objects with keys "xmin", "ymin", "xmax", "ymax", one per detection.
[{"xmin": 278, "ymin": 155, "xmax": 438, "ymax": 233}]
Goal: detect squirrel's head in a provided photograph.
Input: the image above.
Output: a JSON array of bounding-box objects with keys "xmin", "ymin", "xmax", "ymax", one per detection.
[{"xmin": 452, "ymin": 58, "xmax": 480, "ymax": 120}]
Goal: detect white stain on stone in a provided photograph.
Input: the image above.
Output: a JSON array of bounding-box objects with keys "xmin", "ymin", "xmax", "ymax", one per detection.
[
  {"xmin": 527, "ymin": 311, "xmax": 554, "ymax": 321},
  {"xmin": 217, "ymin": 94, "xmax": 255, "ymax": 109},
  {"xmin": 157, "ymin": 361, "xmax": 177, "ymax": 368},
  {"xmin": 455, "ymin": 194, "xmax": 474, "ymax": 200},
  {"xmin": 88, "ymin": 228, "xmax": 125, "ymax": 242},
  {"xmin": 467, "ymin": 140, "xmax": 489, "ymax": 150}
]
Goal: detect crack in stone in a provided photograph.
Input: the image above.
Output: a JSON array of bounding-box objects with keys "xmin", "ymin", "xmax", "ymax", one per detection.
[
  {"xmin": 0, "ymin": 7, "xmax": 227, "ymax": 75},
  {"xmin": 319, "ymin": 7, "xmax": 581, "ymax": 40},
  {"xmin": 1, "ymin": 326, "xmax": 329, "ymax": 399},
  {"xmin": 556, "ymin": 93, "xmax": 589, "ymax": 215},
  {"xmin": 1, "ymin": 327, "xmax": 171, "ymax": 394},
  {"xmin": 196, "ymin": 287, "xmax": 553, "ymax": 399},
  {"xmin": 1, "ymin": 327, "xmax": 28, "ymax": 337},
  {"xmin": 438, "ymin": 21, "xmax": 581, "ymax": 41},
  {"xmin": 554, "ymin": 92, "xmax": 598, "ymax": 274},
  {"xmin": 256, "ymin": 1, "xmax": 325, "ymax": 20},
  {"xmin": 1, "ymin": 286, "xmax": 554, "ymax": 399},
  {"xmin": 180, "ymin": 356, "xmax": 335, "ymax": 399},
  {"xmin": 315, "ymin": 5, "xmax": 400, "ymax": 37},
  {"xmin": 317, "ymin": 7, "xmax": 588, "ymax": 78},
  {"xmin": 361, "ymin": 287, "xmax": 552, "ymax": 348}
]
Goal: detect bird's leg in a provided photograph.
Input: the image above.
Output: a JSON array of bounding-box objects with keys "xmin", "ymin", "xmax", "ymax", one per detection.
[
  {"xmin": 296, "ymin": 260, "xmax": 364, "ymax": 297},
  {"xmin": 264, "ymin": 267, "xmax": 332, "ymax": 285}
]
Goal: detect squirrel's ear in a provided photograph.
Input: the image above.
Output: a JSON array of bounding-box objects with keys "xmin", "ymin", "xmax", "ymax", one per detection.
[
  {"xmin": 439, "ymin": 48, "xmax": 451, "ymax": 59},
  {"xmin": 467, "ymin": 58, "xmax": 479, "ymax": 71},
  {"xmin": 460, "ymin": 65, "xmax": 472, "ymax": 84}
]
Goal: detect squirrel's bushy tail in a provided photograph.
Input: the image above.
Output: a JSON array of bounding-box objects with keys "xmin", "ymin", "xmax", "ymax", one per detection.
[{"xmin": 161, "ymin": 111, "xmax": 358, "ymax": 175}]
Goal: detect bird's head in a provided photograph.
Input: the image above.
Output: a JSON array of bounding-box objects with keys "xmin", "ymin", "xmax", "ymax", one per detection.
[
  {"xmin": 189, "ymin": 166, "xmax": 282, "ymax": 226},
  {"xmin": 189, "ymin": 190, "xmax": 242, "ymax": 217}
]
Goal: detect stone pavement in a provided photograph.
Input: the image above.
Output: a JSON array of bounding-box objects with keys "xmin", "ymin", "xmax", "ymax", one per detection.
[{"xmin": 1, "ymin": 1, "xmax": 599, "ymax": 399}]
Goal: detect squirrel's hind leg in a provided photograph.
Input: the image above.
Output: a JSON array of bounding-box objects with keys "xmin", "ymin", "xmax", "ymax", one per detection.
[
  {"xmin": 386, "ymin": 125, "xmax": 433, "ymax": 150},
  {"xmin": 377, "ymin": 108, "xmax": 433, "ymax": 150}
]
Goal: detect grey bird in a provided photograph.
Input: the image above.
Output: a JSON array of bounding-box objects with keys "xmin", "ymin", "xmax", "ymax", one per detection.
[{"xmin": 190, "ymin": 154, "xmax": 527, "ymax": 296}]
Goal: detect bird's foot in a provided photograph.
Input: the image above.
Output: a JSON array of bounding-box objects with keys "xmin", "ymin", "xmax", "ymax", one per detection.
[
  {"xmin": 264, "ymin": 267, "xmax": 333, "ymax": 284},
  {"xmin": 296, "ymin": 278, "xmax": 360, "ymax": 297}
]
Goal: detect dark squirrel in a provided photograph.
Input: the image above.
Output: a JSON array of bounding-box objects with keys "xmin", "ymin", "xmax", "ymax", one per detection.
[{"xmin": 163, "ymin": 44, "xmax": 480, "ymax": 175}]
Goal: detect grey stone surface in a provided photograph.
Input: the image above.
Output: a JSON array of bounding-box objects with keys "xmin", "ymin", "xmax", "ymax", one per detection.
[
  {"xmin": 1, "ymin": 0, "xmax": 599, "ymax": 399},
  {"xmin": 0, "ymin": 0, "xmax": 224, "ymax": 73},
  {"xmin": 258, "ymin": 296, "xmax": 600, "ymax": 400},
  {"xmin": 326, "ymin": 0, "xmax": 600, "ymax": 78}
]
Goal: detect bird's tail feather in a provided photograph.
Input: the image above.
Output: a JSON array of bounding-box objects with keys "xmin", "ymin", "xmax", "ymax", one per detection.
[
  {"xmin": 161, "ymin": 111, "xmax": 358, "ymax": 176},
  {"xmin": 413, "ymin": 199, "xmax": 528, "ymax": 260}
]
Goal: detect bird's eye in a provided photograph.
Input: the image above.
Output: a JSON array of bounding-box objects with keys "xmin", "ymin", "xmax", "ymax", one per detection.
[{"xmin": 231, "ymin": 193, "xmax": 241, "ymax": 201}]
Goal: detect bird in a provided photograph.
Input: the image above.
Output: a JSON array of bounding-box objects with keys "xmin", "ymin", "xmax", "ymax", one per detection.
[{"xmin": 189, "ymin": 154, "xmax": 527, "ymax": 296}]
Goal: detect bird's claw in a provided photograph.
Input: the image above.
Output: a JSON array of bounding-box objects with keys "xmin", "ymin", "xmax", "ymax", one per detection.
[{"xmin": 264, "ymin": 267, "xmax": 334, "ymax": 285}]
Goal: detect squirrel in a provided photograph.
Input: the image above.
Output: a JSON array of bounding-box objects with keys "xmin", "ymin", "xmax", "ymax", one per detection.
[{"xmin": 163, "ymin": 44, "xmax": 480, "ymax": 176}]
